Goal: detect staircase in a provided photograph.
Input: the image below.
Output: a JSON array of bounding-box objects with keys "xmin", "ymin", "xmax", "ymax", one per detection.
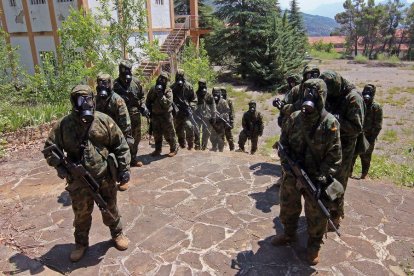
[{"xmin": 137, "ymin": 29, "xmax": 188, "ymax": 80}]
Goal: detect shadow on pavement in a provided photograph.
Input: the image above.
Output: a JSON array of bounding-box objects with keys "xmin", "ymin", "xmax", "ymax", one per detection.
[
  {"xmin": 138, "ymin": 153, "xmax": 168, "ymax": 165},
  {"xmin": 57, "ymin": 191, "xmax": 71, "ymax": 206},
  {"xmin": 8, "ymin": 241, "xmax": 112, "ymax": 275},
  {"xmin": 249, "ymin": 162, "xmax": 282, "ymax": 177},
  {"xmin": 249, "ymin": 184, "xmax": 280, "ymax": 213},
  {"xmin": 231, "ymin": 217, "xmax": 314, "ymax": 275}
]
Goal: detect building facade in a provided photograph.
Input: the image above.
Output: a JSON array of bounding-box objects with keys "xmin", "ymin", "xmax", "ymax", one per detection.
[{"xmin": 0, "ymin": 0, "xmax": 177, "ymax": 74}]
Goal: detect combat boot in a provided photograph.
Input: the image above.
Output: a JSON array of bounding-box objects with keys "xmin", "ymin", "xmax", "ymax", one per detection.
[
  {"xmin": 229, "ymin": 143, "xmax": 235, "ymax": 151},
  {"xmin": 151, "ymin": 149, "xmax": 162, "ymax": 157},
  {"xmin": 360, "ymin": 172, "xmax": 368, "ymax": 179},
  {"xmin": 131, "ymin": 160, "xmax": 143, "ymax": 167},
  {"xmin": 118, "ymin": 183, "xmax": 129, "ymax": 191},
  {"xmin": 113, "ymin": 233, "xmax": 129, "ymax": 251},
  {"xmin": 167, "ymin": 147, "xmax": 179, "ymax": 157},
  {"xmin": 307, "ymin": 249, "xmax": 320, "ymax": 265},
  {"xmin": 194, "ymin": 145, "xmax": 201, "ymax": 151},
  {"xmin": 270, "ymin": 233, "xmax": 296, "ymax": 246},
  {"xmin": 70, "ymin": 244, "xmax": 87, "ymax": 262},
  {"xmin": 250, "ymin": 150, "xmax": 256, "ymax": 155},
  {"xmin": 187, "ymin": 142, "xmax": 194, "ymax": 151}
]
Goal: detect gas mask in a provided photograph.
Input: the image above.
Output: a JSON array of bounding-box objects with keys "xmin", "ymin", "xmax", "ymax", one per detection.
[
  {"xmin": 75, "ymin": 95, "xmax": 95, "ymax": 124},
  {"xmin": 302, "ymin": 87, "xmax": 318, "ymax": 114},
  {"xmin": 176, "ymin": 77, "xmax": 184, "ymax": 87},
  {"xmin": 221, "ymin": 91, "xmax": 227, "ymax": 100},
  {"xmin": 305, "ymin": 71, "xmax": 320, "ymax": 81},
  {"xmin": 156, "ymin": 76, "xmax": 167, "ymax": 90},
  {"xmin": 121, "ymin": 69, "xmax": 132, "ymax": 86},
  {"xmin": 213, "ymin": 91, "xmax": 221, "ymax": 102},
  {"xmin": 249, "ymin": 103, "xmax": 256, "ymax": 113},
  {"xmin": 97, "ymin": 79, "xmax": 111, "ymax": 99},
  {"xmin": 362, "ymin": 86, "xmax": 374, "ymax": 106},
  {"xmin": 287, "ymin": 78, "xmax": 297, "ymax": 89}
]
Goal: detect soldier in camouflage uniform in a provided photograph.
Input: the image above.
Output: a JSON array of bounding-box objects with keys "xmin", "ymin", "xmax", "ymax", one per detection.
[
  {"xmin": 171, "ymin": 69, "xmax": 197, "ymax": 150},
  {"xmin": 352, "ymin": 84, "xmax": 383, "ymax": 179},
  {"xmin": 96, "ymin": 73, "xmax": 132, "ymax": 191},
  {"xmin": 236, "ymin": 100, "xmax": 264, "ymax": 155},
  {"xmin": 221, "ymin": 87, "xmax": 235, "ymax": 151},
  {"xmin": 271, "ymin": 79, "xmax": 342, "ymax": 265},
  {"xmin": 320, "ymin": 70, "xmax": 365, "ymax": 227},
  {"xmin": 194, "ymin": 79, "xmax": 216, "ymax": 150},
  {"xmin": 113, "ymin": 60, "xmax": 149, "ymax": 167},
  {"xmin": 210, "ymin": 87, "xmax": 230, "ymax": 152},
  {"xmin": 43, "ymin": 85, "xmax": 131, "ymax": 262},
  {"xmin": 146, "ymin": 72, "xmax": 179, "ymax": 157}
]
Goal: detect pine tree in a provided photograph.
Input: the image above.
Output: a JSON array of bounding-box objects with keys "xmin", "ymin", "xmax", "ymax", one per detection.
[{"xmin": 288, "ymin": 0, "xmax": 304, "ymax": 32}]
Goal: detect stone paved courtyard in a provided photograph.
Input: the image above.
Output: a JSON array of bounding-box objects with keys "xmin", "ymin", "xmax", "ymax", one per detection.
[{"xmin": 0, "ymin": 143, "xmax": 413, "ymax": 275}]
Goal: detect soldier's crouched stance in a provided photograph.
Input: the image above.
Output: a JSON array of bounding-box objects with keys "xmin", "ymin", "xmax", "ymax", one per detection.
[
  {"xmin": 272, "ymin": 79, "xmax": 342, "ymax": 265},
  {"xmin": 43, "ymin": 85, "xmax": 131, "ymax": 262}
]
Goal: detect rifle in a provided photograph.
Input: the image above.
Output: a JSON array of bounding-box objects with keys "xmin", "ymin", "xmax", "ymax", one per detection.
[
  {"xmin": 276, "ymin": 142, "xmax": 341, "ymax": 237},
  {"xmin": 42, "ymin": 144, "xmax": 116, "ymax": 221},
  {"xmin": 214, "ymin": 111, "xmax": 232, "ymax": 129},
  {"xmin": 173, "ymin": 101, "xmax": 201, "ymax": 136},
  {"xmin": 193, "ymin": 111, "xmax": 211, "ymax": 135}
]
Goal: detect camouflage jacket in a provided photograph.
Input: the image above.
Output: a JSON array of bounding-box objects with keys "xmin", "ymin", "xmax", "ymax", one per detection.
[
  {"xmin": 171, "ymin": 81, "xmax": 197, "ymax": 114},
  {"xmin": 281, "ymin": 84, "xmax": 303, "ymax": 117},
  {"xmin": 242, "ymin": 111, "xmax": 264, "ymax": 136},
  {"xmin": 113, "ymin": 76, "xmax": 146, "ymax": 117},
  {"xmin": 280, "ymin": 111, "xmax": 342, "ymax": 180},
  {"xmin": 364, "ymin": 101, "xmax": 383, "ymax": 141},
  {"xmin": 226, "ymin": 99, "xmax": 235, "ymax": 124},
  {"xmin": 326, "ymin": 88, "xmax": 365, "ymax": 139},
  {"xmin": 216, "ymin": 99, "xmax": 230, "ymax": 123},
  {"xmin": 44, "ymin": 112, "xmax": 131, "ymax": 190},
  {"xmin": 96, "ymin": 92, "xmax": 131, "ymax": 135},
  {"xmin": 146, "ymin": 86, "xmax": 174, "ymax": 115},
  {"xmin": 196, "ymin": 90, "xmax": 216, "ymax": 120}
]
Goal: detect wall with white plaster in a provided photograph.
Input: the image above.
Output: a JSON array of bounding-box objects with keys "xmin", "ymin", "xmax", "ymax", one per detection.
[
  {"xmin": 10, "ymin": 36, "xmax": 34, "ymax": 74},
  {"xmin": 3, "ymin": 0, "xmax": 27, "ymax": 33}
]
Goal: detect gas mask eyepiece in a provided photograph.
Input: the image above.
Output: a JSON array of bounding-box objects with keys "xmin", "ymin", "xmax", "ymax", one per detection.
[{"xmin": 76, "ymin": 95, "xmax": 95, "ymax": 124}]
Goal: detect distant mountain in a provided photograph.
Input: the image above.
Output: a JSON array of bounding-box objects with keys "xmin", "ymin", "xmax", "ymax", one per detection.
[
  {"xmin": 302, "ymin": 13, "xmax": 340, "ymax": 37},
  {"xmin": 307, "ymin": 2, "xmax": 344, "ymax": 19}
]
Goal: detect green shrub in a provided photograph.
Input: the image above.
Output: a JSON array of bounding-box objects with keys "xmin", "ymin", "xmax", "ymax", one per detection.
[
  {"xmin": 259, "ymin": 135, "xmax": 280, "ymax": 157},
  {"xmin": 309, "ymin": 49, "xmax": 341, "ymax": 60},
  {"xmin": 311, "ymin": 40, "xmax": 334, "ymax": 53},
  {"xmin": 354, "ymin": 55, "xmax": 369, "ymax": 64},
  {"xmin": 382, "ymin": 129, "xmax": 398, "ymax": 142},
  {"xmin": 377, "ymin": 53, "xmax": 400, "ymax": 64}
]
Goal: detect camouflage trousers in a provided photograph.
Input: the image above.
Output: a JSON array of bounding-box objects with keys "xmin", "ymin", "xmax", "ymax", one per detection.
[
  {"xmin": 129, "ymin": 113, "xmax": 142, "ymax": 163},
  {"xmin": 224, "ymin": 127, "xmax": 235, "ymax": 151},
  {"xmin": 194, "ymin": 117, "xmax": 213, "ymax": 150},
  {"xmin": 152, "ymin": 112, "xmax": 177, "ymax": 152},
  {"xmin": 238, "ymin": 130, "xmax": 258, "ymax": 153},
  {"xmin": 333, "ymin": 136, "xmax": 358, "ymax": 219},
  {"xmin": 279, "ymin": 171, "xmax": 327, "ymax": 252},
  {"xmin": 174, "ymin": 114, "xmax": 195, "ymax": 148},
  {"xmin": 352, "ymin": 141, "xmax": 375, "ymax": 175},
  {"xmin": 67, "ymin": 178, "xmax": 122, "ymax": 246},
  {"xmin": 210, "ymin": 122, "xmax": 226, "ymax": 151}
]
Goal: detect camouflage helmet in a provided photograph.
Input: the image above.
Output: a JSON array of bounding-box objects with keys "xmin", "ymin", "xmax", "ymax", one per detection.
[
  {"xmin": 198, "ymin": 78, "xmax": 207, "ymax": 85},
  {"xmin": 286, "ymin": 73, "xmax": 302, "ymax": 85},
  {"xmin": 97, "ymin": 73, "xmax": 112, "ymax": 87},
  {"xmin": 119, "ymin": 60, "xmax": 133, "ymax": 73},
  {"xmin": 303, "ymin": 65, "xmax": 320, "ymax": 81},
  {"xmin": 158, "ymin": 71, "xmax": 170, "ymax": 82},
  {"xmin": 248, "ymin": 100, "xmax": 256, "ymax": 107},
  {"xmin": 70, "ymin": 84, "xmax": 94, "ymax": 108},
  {"xmin": 175, "ymin": 69, "xmax": 185, "ymax": 79},
  {"xmin": 212, "ymin": 86, "xmax": 221, "ymax": 93},
  {"xmin": 320, "ymin": 70, "xmax": 343, "ymax": 98},
  {"xmin": 302, "ymin": 78, "xmax": 328, "ymax": 112}
]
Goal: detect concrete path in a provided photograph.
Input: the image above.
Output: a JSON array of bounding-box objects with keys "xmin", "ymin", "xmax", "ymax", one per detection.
[{"xmin": 0, "ymin": 143, "xmax": 413, "ymax": 275}]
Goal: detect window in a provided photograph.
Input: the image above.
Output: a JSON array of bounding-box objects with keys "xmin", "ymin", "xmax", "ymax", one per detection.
[
  {"xmin": 10, "ymin": 0, "xmax": 16, "ymax": 7},
  {"xmin": 57, "ymin": 0, "xmax": 73, "ymax": 2},
  {"xmin": 155, "ymin": 0, "xmax": 164, "ymax": 5},
  {"xmin": 30, "ymin": 0, "xmax": 46, "ymax": 5}
]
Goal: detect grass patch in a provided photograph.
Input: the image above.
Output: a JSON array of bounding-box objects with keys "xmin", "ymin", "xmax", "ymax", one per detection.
[
  {"xmin": 353, "ymin": 154, "xmax": 414, "ymax": 188},
  {"xmin": 354, "ymin": 55, "xmax": 369, "ymax": 64},
  {"xmin": 259, "ymin": 134, "xmax": 280, "ymax": 157},
  {"xmin": 309, "ymin": 49, "xmax": 341, "ymax": 60},
  {"xmin": 377, "ymin": 53, "xmax": 401, "ymax": 64},
  {"xmin": 227, "ymin": 85, "xmax": 252, "ymax": 113},
  {"xmin": 0, "ymin": 102, "xmax": 70, "ymax": 133},
  {"xmin": 381, "ymin": 129, "xmax": 398, "ymax": 143}
]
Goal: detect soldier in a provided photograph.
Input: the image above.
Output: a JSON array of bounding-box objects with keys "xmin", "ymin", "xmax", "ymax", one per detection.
[
  {"xmin": 113, "ymin": 60, "xmax": 149, "ymax": 167},
  {"xmin": 43, "ymin": 85, "xmax": 131, "ymax": 262},
  {"xmin": 96, "ymin": 73, "xmax": 132, "ymax": 191},
  {"xmin": 171, "ymin": 69, "xmax": 197, "ymax": 150},
  {"xmin": 194, "ymin": 79, "xmax": 216, "ymax": 150},
  {"xmin": 221, "ymin": 87, "xmax": 235, "ymax": 151},
  {"xmin": 236, "ymin": 100, "xmax": 264, "ymax": 155},
  {"xmin": 271, "ymin": 79, "xmax": 342, "ymax": 265},
  {"xmin": 320, "ymin": 70, "xmax": 365, "ymax": 228},
  {"xmin": 146, "ymin": 72, "xmax": 179, "ymax": 157},
  {"xmin": 210, "ymin": 87, "xmax": 230, "ymax": 152},
  {"xmin": 352, "ymin": 84, "xmax": 383, "ymax": 179}
]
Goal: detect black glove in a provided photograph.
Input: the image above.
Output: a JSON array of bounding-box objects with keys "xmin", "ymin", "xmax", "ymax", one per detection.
[
  {"xmin": 272, "ymin": 98, "xmax": 284, "ymax": 110},
  {"xmin": 314, "ymin": 176, "xmax": 327, "ymax": 200},
  {"xmin": 56, "ymin": 165, "xmax": 68, "ymax": 179},
  {"xmin": 229, "ymin": 121, "xmax": 234, "ymax": 129},
  {"xmin": 119, "ymin": 171, "xmax": 130, "ymax": 185},
  {"xmin": 140, "ymin": 106, "xmax": 150, "ymax": 118}
]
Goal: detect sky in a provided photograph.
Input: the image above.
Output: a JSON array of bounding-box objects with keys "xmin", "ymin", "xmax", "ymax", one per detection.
[{"xmin": 279, "ymin": 0, "xmax": 414, "ymax": 14}]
